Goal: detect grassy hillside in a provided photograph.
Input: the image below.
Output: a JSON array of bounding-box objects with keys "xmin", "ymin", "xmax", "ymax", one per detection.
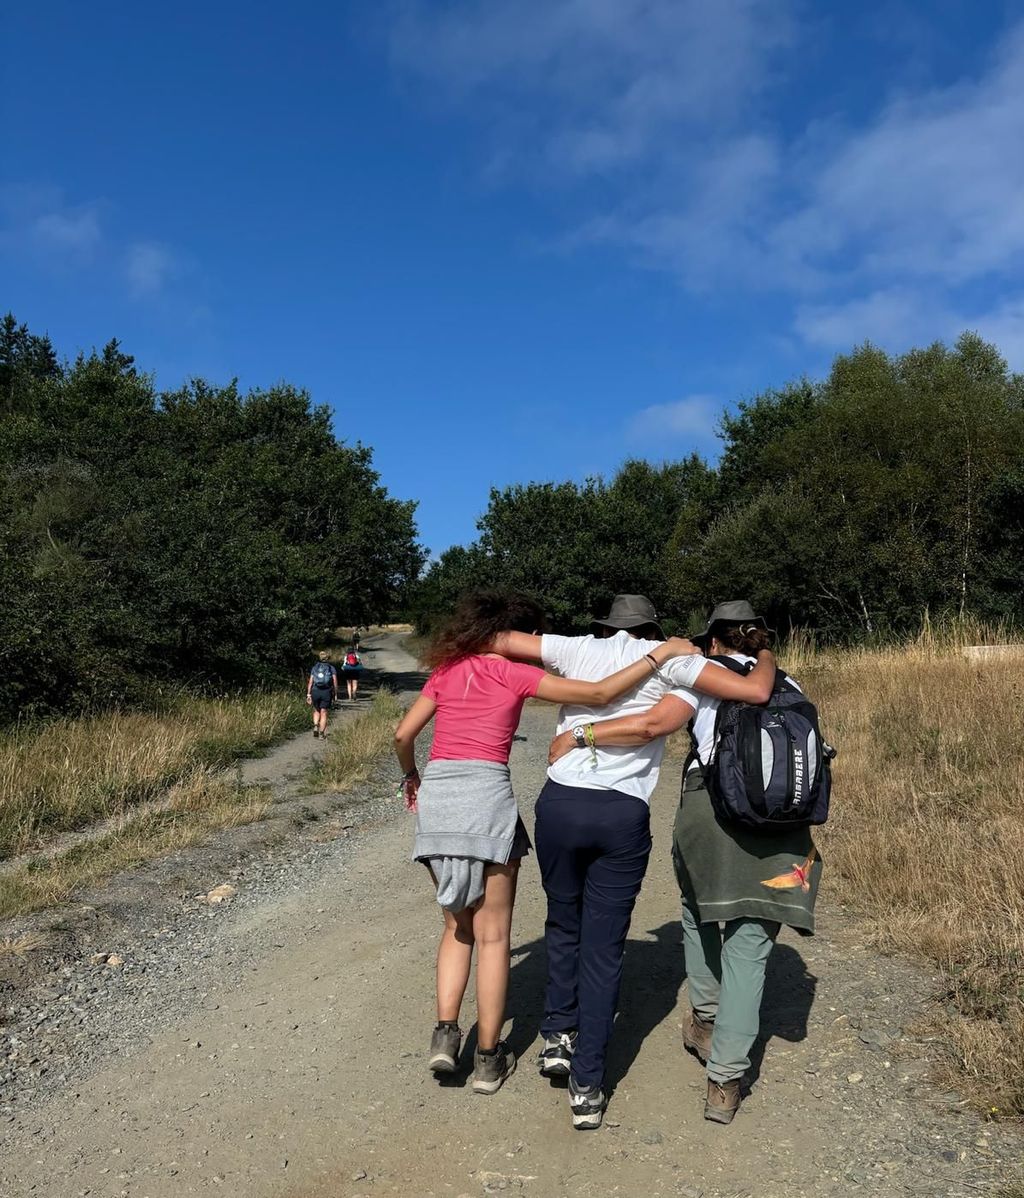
[
  {"xmin": 0, "ymin": 690, "xmax": 307, "ymax": 861},
  {"xmin": 792, "ymin": 626, "xmax": 1024, "ymax": 1117}
]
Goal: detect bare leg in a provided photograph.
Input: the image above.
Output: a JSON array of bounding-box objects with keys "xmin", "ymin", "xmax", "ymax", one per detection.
[
  {"xmin": 436, "ymin": 906, "xmax": 475, "ymax": 1024},
  {"xmin": 472, "ymin": 862, "xmax": 519, "ymax": 1050}
]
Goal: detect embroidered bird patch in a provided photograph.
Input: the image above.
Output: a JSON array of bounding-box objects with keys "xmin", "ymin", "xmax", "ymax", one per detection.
[{"xmin": 761, "ymin": 849, "xmax": 817, "ymax": 893}]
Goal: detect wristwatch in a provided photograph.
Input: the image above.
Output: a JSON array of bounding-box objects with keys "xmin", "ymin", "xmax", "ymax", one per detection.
[{"xmin": 570, "ymin": 726, "xmax": 587, "ymax": 750}]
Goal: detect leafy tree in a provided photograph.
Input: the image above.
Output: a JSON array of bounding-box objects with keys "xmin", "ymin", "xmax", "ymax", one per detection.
[{"xmin": 0, "ymin": 314, "xmax": 424, "ymax": 720}]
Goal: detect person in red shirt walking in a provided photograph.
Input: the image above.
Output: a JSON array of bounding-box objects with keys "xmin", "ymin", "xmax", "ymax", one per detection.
[{"xmin": 394, "ymin": 591, "xmax": 696, "ymax": 1095}]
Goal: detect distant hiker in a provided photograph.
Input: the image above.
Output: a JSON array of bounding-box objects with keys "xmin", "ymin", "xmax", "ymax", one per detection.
[
  {"xmin": 307, "ymin": 651, "xmax": 338, "ymax": 738},
  {"xmin": 342, "ymin": 643, "xmax": 363, "ymax": 701},
  {"xmin": 493, "ymin": 594, "xmax": 778, "ymax": 1130},
  {"xmin": 352, "ymin": 628, "xmax": 362, "ymax": 649},
  {"xmin": 547, "ymin": 600, "xmax": 826, "ymax": 1126},
  {"xmin": 393, "ymin": 590, "xmax": 698, "ymax": 1097}
]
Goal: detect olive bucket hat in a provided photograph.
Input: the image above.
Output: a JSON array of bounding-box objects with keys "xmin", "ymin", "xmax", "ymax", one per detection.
[
  {"xmin": 691, "ymin": 599, "xmax": 773, "ymax": 651},
  {"xmin": 590, "ymin": 594, "xmax": 664, "ymax": 639}
]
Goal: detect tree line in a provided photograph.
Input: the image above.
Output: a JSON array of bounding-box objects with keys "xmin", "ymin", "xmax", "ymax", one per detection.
[
  {"xmin": 415, "ymin": 333, "xmax": 1024, "ymax": 640},
  {"xmin": 0, "ymin": 312, "xmax": 424, "ymax": 722}
]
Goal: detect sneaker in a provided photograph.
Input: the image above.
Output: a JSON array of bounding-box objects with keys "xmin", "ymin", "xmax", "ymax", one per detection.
[
  {"xmin": 682, "ymin": 1009, "xmax": 714, "ymax": 1063},
  {"xmin": 538, "ymin": 1030, "xmax": 577, "ymax": 1077},
  {"xmin": 568, "ymin": 1075, "xmax": 607, "ymax": 1130},
  {"xmin": 312, "ymin": 729, "xmax": 319, "ymax": 738},
  {"xmin": 427, "ymin": 1022, "xmax": 462, "ymax": 1074},
  {"xmin": 471, "ymin": 1040, "xmax": 516, "ymax": 1094},
  {"xmin": 705, "ymin": 1078, "xmax": 742, "ymax": 1124}
]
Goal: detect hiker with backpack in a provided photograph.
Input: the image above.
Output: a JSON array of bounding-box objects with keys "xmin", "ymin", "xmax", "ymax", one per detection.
[
  {"xmin": 341, "ymin": 643, "xmax": 363, "ymax": 701},
  {"xmin": 547, "ymin": 600, "xmax": 832, "ymax": 1126},
  {"xmin": 490, "ymin": 595, "xmax": 780, "ymax": 1129},
  {"xmin": 393, "ymin": 590, "xmax": 706, "ymax": 1099},
  {"xmin": 307, "ymin": 650, "xmax": 338, "ymax": 739}
]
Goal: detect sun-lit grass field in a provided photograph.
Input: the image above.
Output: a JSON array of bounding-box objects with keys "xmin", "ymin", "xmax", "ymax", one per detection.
[
  {"xmin": 307, "ymin": 689, "xmax": 405, "ymax": 793},
  {"xmin": 0, "ymin": 690, "xmax": 307, "ymax": 861},
  {"xmin": 788, "ymin": 620, "xmax": 1024, "ymax": 1118}
]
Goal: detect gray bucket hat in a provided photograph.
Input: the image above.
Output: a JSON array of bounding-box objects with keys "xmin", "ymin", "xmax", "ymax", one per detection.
[
  {"xmin": 590, "ymin": 594, "xmax": 664, "ymax": 639},
  {"xmin": 691, "ymin": 599, "xmax": 772, "ymax": 650}
]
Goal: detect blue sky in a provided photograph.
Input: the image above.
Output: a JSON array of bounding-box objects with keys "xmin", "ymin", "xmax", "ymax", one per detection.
[{"xmin": 3, "ymin": 1, "xmax": 1023, "ymax": 554}]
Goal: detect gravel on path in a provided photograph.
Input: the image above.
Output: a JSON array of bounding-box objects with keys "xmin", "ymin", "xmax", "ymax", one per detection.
[{"xmin": 1, "ymin": 635, "xmax": 1019, "ymax": 1198}]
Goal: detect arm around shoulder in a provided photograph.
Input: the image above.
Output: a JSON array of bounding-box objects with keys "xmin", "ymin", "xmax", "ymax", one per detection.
[
  {"xmin": 694, "ymin": 649, "xmax": 777, "ymax": 704},
  {"xmin": 489, "ymin": 631, "xmax": 545, "ymax": 663}
]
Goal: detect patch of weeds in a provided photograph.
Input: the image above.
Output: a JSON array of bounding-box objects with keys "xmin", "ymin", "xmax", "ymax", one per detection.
[
  {"xmin": 307, "ymin": 690, "xmax": 405, "ymax": 794},
  {"xmin": 0, "ymin": 772, "xmax": 271, "ymax": 919}
]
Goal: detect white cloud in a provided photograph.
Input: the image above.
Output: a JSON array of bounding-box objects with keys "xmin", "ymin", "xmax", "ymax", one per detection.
[
  {"xmin": 795, "ymin": 287, "xmax": 1024, "ymax": 371},
  {"xmin": 124, "ymin": 241, "xmax": 179, "ymax": 297},
  {"xmin": 768, "ymin": 22, "xmax": 1024, "ymax": 289},
  {"xmin": 970, "ymin": 296, "xmax": 1024, "ymax": 369},
  {"xmin": 794, "ymin": 288, "xmax": 949, "ymax": 352},
  {"xmin": 386, "ymin": 7, "xmax": 1024, "ymax": 359},
  {"xmin": 390, "ymin": 0, "xmax": 796, "ymax": 179},
  {"xmin": 627, "ymin": 394, "xmax": 719, "ymax": 445},
  {"xmin": 31, "ymin": 208, "xmax": 103, "ymax": 254},
  {"xmin": 0, "ymin": 186, "xmax": 103, "ymax": 263},
  {"xmin": 1, "ymin": 184, "xmax": 188, "ymax": 303}
]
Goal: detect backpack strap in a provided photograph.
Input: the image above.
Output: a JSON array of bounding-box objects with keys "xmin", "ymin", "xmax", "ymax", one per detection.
[
  {"xmin": 708, "ymin": 654, "xmax": 754, "ymax": 676},
  {"xmin": 686, "ymin": 656, "xmax": 755, "ymax": 785}
]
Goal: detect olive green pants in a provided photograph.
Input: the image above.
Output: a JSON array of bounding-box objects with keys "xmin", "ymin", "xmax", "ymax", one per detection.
[{"xmin": 681, "ymin": 898, "xmax": 779, "ymax": 1084}]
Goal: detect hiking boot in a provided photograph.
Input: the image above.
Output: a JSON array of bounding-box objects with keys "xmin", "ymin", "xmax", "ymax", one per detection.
[
  {"xmin": 312, "ymin": 728, "xmax": 319, "ymax": 738},
  {"xmin": 471, "ymin": 1041, "xmax": 516, "ymax": 1094},
  {"xmin": 538, "ymin": 1030, "xmax": 577, "ymax": 1077},
  {"xmin": 705, "ymin": 1078, "xmax": 742, "ymax": 1124},
  {"xmin": 427, "ymin": 1022, "xmax": 462, "ymax": 1074},
  {"xmin": 568, "ymin": 1075, "xmax": 607, "ymax": 1130},
  {"xmin": 682, "ymin": 1009, "xmax": 714, "ymax": 1063}
]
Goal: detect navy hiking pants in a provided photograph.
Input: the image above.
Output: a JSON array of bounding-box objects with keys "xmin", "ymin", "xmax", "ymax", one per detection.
[{"xmin": 534, "ymin": 779, "xmax": 652, "ymax": 1089}]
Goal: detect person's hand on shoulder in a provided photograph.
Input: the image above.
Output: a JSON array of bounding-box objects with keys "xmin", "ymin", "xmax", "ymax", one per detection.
[{"xmin": 657, "ymin": 636, "xmax": 700, "ymax": 660}]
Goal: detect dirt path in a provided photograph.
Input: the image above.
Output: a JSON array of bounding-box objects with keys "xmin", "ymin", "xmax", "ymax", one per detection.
[{"xmin": 1, "ymin": 635, "xmax": 1018, "ymax": 1197}]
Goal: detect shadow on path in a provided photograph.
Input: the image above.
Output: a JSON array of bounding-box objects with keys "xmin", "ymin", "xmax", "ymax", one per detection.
[
  {"xmin": 746, "ymin": 940, "xmax": 818, "ymax": 1089},
  {"xmin": 487, "ymin": 922, "xmax": 817, "ymax": 1098}
]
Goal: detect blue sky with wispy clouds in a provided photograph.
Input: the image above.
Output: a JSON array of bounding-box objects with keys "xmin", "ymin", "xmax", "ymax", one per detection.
[{"xmin": 3, "ymin": 2, "xmax": 1021, "ymax": 552}]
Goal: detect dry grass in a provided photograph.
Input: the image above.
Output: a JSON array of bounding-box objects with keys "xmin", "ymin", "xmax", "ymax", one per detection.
[
  {"xmin": 402, "ymin": 632, "xmax": 431, "ymax": 666},
  {"xmin": 0, "ymin": 929, "xmax": 52, "ymax": 956},
  {"xmin": 0, "ymin": 691, "xmax": 306, "ymax": 860},
  {"xmin": 791, "ymin": 621, "xmax": 1024, "ymax": 1118},
  {"xmin": 0, "ymin": 770, "xmax": 271, "ymax": 919},
  {"xmin": 308, "ymin": 689, "xmax": 406, "ymax": 793}
]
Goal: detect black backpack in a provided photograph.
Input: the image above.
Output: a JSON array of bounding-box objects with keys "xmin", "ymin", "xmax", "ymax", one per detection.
[{"xmin": 689, "ymin": 657, "xmax": 836, "ymax": 832}]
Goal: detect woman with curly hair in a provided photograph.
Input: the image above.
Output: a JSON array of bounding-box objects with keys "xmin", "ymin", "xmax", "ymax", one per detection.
[{"xmin": 394, "ymin": 589, "xmax": 698, "ymax": 1095}]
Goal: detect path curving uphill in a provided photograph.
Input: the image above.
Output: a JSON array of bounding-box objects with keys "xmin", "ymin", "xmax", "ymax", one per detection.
[{"xmin": 1, "ymin": 634, "xmax": 1018, "ymax": 1197}]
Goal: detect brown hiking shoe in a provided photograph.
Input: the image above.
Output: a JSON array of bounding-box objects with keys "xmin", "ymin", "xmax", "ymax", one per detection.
[
  {"xmin": 705, "ymin": 1078, "xmax": 742, "ymax": 1124},
  {"xmin": 682, "ymin": 1010, "xmax": 714, "ymax": 1063}
]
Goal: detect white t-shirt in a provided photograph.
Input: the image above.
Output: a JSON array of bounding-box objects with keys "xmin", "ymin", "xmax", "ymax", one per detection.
[
  {"xmin": 541, "ymin": 631, "xmax": 703, "ymax": 803},
  {"xmin": 687, "ymin": 654, "xmax": 801, "ymax": 772}
]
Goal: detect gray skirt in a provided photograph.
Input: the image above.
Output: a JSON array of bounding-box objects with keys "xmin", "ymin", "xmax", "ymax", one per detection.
[
  {"xmin": 413, "ymin": 759, "xmax": 530, "ymax": 913},
  {"xmin": 412, "ymin": 759, "xmax": 532, "ymax": 866}
]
